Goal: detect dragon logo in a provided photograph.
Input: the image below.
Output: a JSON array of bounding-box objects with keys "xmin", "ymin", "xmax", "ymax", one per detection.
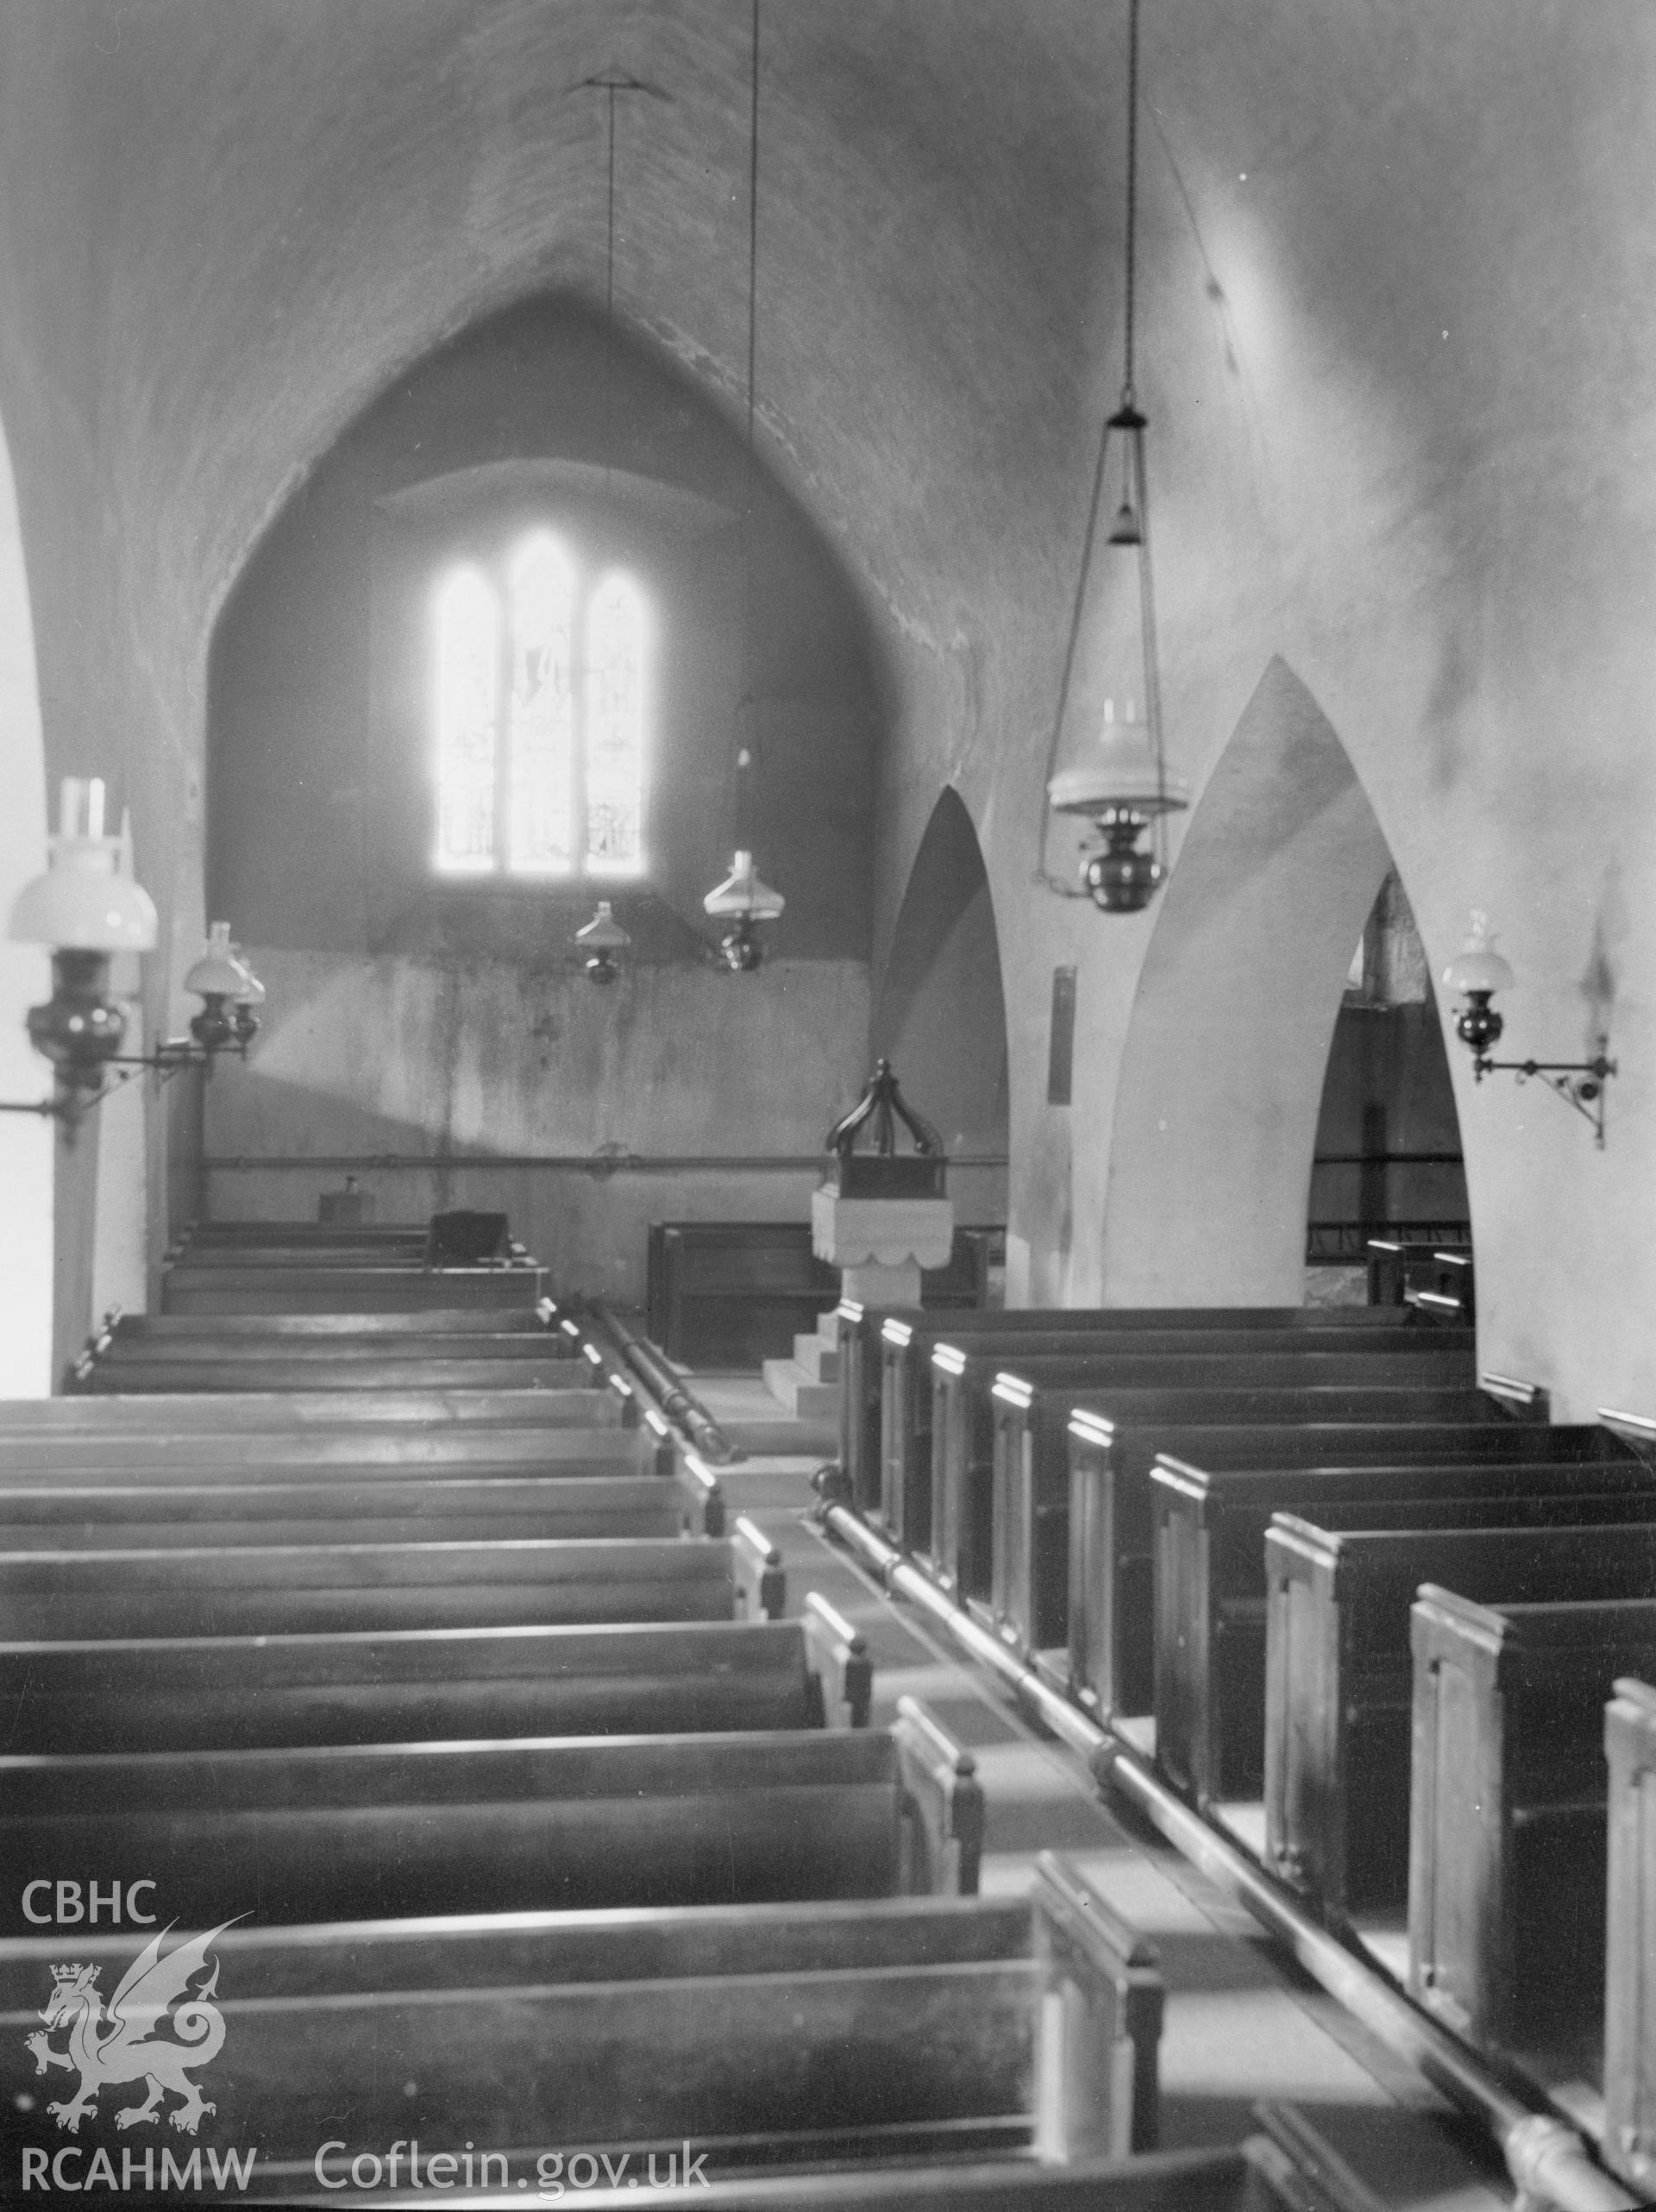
[{"xmin": 23, "ymin": 1920, "xmax": 237, "ymax": 2137}]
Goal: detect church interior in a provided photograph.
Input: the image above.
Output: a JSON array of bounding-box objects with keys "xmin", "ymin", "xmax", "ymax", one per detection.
[{"xmin": 1, "ymin": 3, "xmax": 1654, "ymax": 2208}]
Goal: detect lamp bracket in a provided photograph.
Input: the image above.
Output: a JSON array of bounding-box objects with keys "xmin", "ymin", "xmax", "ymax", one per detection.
[
  {"xmin": 1471, "ymin": 1040, "xmax": 1618, "ymax": 1147},
  {"xmin": 0, "ymin": 1036, "xmax": 251, "ymax": 1135}
]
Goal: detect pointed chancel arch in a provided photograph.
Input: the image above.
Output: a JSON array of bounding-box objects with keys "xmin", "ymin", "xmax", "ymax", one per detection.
[
  {"xmin": 0, "ymin": 402, "xmax": 54, "ymax": 1392},
  {"xmin": 1101, "ymin": 657, "xmax": 1411, "ymax": 1305},
  {"xmin": 872, "ymin": 789, "xmax": 1009, "ymax": 1182}
]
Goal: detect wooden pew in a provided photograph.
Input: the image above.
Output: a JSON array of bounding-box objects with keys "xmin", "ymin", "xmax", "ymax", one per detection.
[
  {"xmin": 1264, "ymin": 1516, "xmax": 1656, "ymax": 1918},
  {"xmin": 0, "ymin": 1522, "xmax": 785, "ymax": 1640},
  {"xmin": 109, "ymin": 1306, "xmax": 558, "ymax": 1335},
  {"xmin": 180, "ymin": 1222, "xmax": 428, "ymax": 1245},
  {"xmin": 0, "ymin": 1699, "xmax": 983, "ymax": 1924},
  {"xmin": 0, "ymin": 1471, "xmax": 703, "ymax": 1548},
  {"xmin": 1408, "ymin": 1590, "xmax": 1656, "ymax": 2069},
  {"xmin": 96, "ymin": 1318, "xmax": 571, "ymax": 1356},
  {"xmin": 1604, "ymin": 1675, "xmax": 1656, "ymax": 2196},
  {"xmin": 845, "ymin": 1301, "xmax": 1438, "ymax": 1529},
  {"xmin": 1153, "ymin": 1448, "xmax": 1650, "ymax": 1803},
  {"xmin": 75, "ymin": 1342, "xmax": 593, "ymax": 1392},
  {"xmin": 989, "ymin": 1375, "xmax": 1494, "ymax": 1674},
  {"xmin": 0, "ymin": 1600, "xmax": 874, "ymax": 1756},
  {"xmin": 0, "ymin": 1856, "xmax": 1163, "ymax": 2174},
  {"xmin": 160, "ymin": 1265, "xmax": 547, "ymax": 1314},
  {"xmin": 0, "ymin": 1385, "xmax": 627, "ymax": 1433},
  {"xmin": 0, "ymin": 1423, "xmax": 647, "ymax": 1477},
  {"xmin": 925, "ymin": 1337, "xmax": 1475, "ymax": 1609},
  {"xmin": 1067, "ymin": 1417, "xmax": 1615, "ymax": 1724},
  {"xmin": 168, "ymin": 1245, "xmax": 462, "ymax": 1271}
]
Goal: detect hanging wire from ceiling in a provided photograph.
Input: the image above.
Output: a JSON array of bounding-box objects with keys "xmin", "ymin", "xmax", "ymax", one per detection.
[
  {"xmin": 1035, "ymin": 0, "xmax": 1184, "ymax": 913},
  {"xmin": 735, "ymin": 0, "xmax": 762, "ymax": 842},
  {"xmin": 703, "ymin": 0, "xmax": 786, "ymax": 971}
]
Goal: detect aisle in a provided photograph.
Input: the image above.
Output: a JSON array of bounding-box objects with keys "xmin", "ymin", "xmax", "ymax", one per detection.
[{"xmin": 708, "ymin": 1423, "xmax": 1509, "ymax": 2212}]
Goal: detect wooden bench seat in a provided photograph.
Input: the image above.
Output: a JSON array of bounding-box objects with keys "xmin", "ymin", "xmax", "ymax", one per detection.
[
  {"xmin": 0, "ymin": 1524, "xmax": 784, "ymax": 1640},
  {"xmin": 0, "ymin": 1699, "xmax": 982, "ymax": 1926},
  {"xmin": 0, "ymin": 1602, "xmax": 873, "ymax": 1756},
  {"xmin": 849, "ymin": 1301, "xmax": 1445, "ymax": 1529},
  {"xmin": 168, "ymin": 1246, "xmax": 471, "ymax": 1270},
  {"xmin": 1154, "ymin": 1450, "xmax": 1651, "ymax": 1802},
  {"xmin": 1067, "ymin": 1417, "xmax": 1614, "ymax": 1722},
  {"xmin": 181, "ymin": 1221, "xmax": 428, "ymax": 1241},
  {"xmin": 988, "ymin": 1377, "xmax": 1494, "ymax": 1675},
  {"xmin": 1408, "ymin": 1590, "xmax": 1656, "ymax": 2065},
  {"xmin": 1264, "ymin": 1516, "xmax": 1656, "ymax": 1917},
  {"xmin": 0, "ymin": 1424, "xmax": 645, "ymax": 1476},
  {"xmin": 77, "ymin": 1344, "xmax": 592, "ymax": 1379},
  {"xmin": 97, "ymin": 1325, "xmax": 569, "ymax": 1361},
  {"xmin": 111, "ymin": 1307, "xmax": 557, "ymax": 1335},
  {"xmin": 160, "ymin": 1266, "xmax": 547, "ymax": 1314},
  {"xmin": 0, "ymin": 1856, "xmax": 1161, "ymax": 2177},
  {"xmin": 0, "ymin": 1474, "xmax": 693, "ymax": 1549},
  {"xmin": 924, "ymin": 1341, "xmax": 1476, "ymax": 1614},
  {"xmin": 1604, "ymin": 1675, "xmax": 1656, "ymax": 2196},
  {"xmin": 0, "ymin": 1385, "xmax": 625, "ymax": 1431}
]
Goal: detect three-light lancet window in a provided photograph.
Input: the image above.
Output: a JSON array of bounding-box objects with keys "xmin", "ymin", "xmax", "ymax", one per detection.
[{"xmin": 433, "ymin": 531, "xmax": 648, "ymax": 879}]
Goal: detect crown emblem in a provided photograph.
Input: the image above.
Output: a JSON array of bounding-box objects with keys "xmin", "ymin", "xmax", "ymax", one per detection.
[{"xmin": 50, "ymin": 1964, "xmax": 96, "ymax": 1987}]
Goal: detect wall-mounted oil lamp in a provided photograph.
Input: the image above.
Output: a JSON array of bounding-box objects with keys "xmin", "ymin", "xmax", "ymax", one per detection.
[
  {"xmin": 1, "ymin": 778, "xmax": 265, "ymax": 1132},
  {"xmin": 1443, "ymin": 911, "xmax": 1617, "ymax": 1147}
]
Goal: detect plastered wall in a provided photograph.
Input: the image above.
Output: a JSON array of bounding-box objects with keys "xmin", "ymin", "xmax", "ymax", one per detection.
[{"xmin": 204, "ymin": 298, "xmax": 882, "ymax": 1295}]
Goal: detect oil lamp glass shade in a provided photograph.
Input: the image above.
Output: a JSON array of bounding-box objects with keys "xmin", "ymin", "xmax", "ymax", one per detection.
[
  {"xmin": 574, "ymin": 900, "xmax": 631, "ymax": 956},
  {"xmin": 229, "ymin": 944, "xmax": 266, "ymax": 1006},
  {"xmin": 1047, "ymin": 701, "xmax": 1189, "ymax": 820},
  {"xmin": 1442, "ymin": 912, "xmax": 1515, "ymax": 997},
  {"xmin": 9, "ymin": 779, "xmax": 159, "ymax": 952},
  {"xmin": 703, "ymin": 850, "xmax": 785, "ymax": 922},
  {"xmin": 184, "ymin": 920, "xmax": 252, "ymax": 999}
]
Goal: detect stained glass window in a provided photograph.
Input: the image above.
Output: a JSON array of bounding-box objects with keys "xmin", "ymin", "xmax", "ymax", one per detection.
[
  {"xmin": 433, "ymin": 567, "xmax": 499, "ymax": 873},
  {"xmin": 506, "ymin": 533, "xmax": 576, "ymax": 875},
  {"xmin": 432, "ymin": 536, "xmax": 647, "ymax": 882},
  {"xmin": 584, "ymin": 574, "xmax": 647, "ymax": 877}
]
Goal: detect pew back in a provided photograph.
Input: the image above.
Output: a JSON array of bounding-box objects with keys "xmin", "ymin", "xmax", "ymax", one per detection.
[
  {"xmin": 1408, "ymin": 1591, "xmax": 1656, "ymax": 2061},
  {"xmin": 1264, "ymin": 1515, "xmax": 1656, "ymax": 1914},
  {"xmin": 1605, "ymin": 1676, "xmax": 1656, "ymax": 2195},
  {"xmin": 0, "ymin": 1527, "xmax": 783, "ymax": 1641},
  {"xmin": 922, "ymin": 1341, "xmax": 1473, "ymax": 1607},
  {"xmin": 0, "ymin": 1596, "xmax": 871, "ymax": 1756},
  {"xmin": 1153, "ymin": 1451, "xmax": 1651, "ymax": 1801},
  {"xmin": 1, "ymin": 1702, "xmax": 982, "ymax": 1924},
  {"xmin": 0, "ymin": 1856, "xmax": 1162, "ymax": 2175},
  {"xmin": 855, "ymin": 1303, "xmax": 1450, "ymax": 1527},
  {"xmin": 990, "ymin": 1378, "xmax": 1494, "ymax": 1671},
  {"xmin": 1067, "ymin": 1418, "xmax": 1614, "ymax": 1722}
]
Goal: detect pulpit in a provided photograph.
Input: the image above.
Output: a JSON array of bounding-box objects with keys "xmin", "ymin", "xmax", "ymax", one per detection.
[
  {"xmin": 762, "ymin": 1061, "xmax": 953, "ymax": 1422},
  {"xmin": 812, "ymin": 1060, "xmax": 953, "ymax": 1308}
]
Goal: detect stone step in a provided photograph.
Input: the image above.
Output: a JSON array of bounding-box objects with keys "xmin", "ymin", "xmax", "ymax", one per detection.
[
  {"xmin": 760, "ymin": 1357, "xmax": 839, "ymax": 1422},
  {"xmin": 792, "ymin": 1331, "xmax": 840, "ymax": 1383}
]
